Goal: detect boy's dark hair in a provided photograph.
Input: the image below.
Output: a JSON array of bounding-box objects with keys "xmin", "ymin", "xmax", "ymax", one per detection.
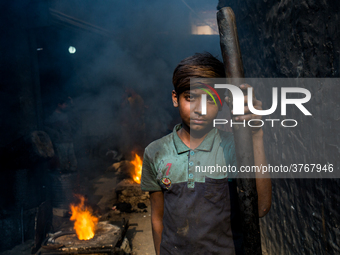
[{"xmin": 172, "ymin": 52, "xmax": 226, "ymax": 96}]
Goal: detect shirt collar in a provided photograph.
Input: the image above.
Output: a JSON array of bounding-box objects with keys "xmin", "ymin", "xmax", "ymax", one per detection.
[
  {"xmin": 173, "ymin": 124, "xmax": 217, "ymax": 154},
  {"xmin": 173, "ymin": 124, "xmax": 190, "ymax": 154}
]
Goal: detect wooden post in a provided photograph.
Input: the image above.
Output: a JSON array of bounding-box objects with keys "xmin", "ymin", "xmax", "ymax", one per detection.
[{"xmin": 217, "ymin": 7, "xmax": 262, "ymax": 255}]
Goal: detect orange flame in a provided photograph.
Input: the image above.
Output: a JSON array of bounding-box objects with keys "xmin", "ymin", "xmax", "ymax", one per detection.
[
  {"xmin": 131, "ymin": 153, "xmax": 142, "ymax": 184},
  {"xmin": 70, "ymin": 195, "xmax": 98, "ymax": 240}
]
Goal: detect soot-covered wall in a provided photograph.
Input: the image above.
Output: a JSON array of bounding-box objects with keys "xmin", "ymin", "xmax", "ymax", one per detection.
[{"xmin": 218, "ymin": 0, "xmax": 339, "ymax": 254}]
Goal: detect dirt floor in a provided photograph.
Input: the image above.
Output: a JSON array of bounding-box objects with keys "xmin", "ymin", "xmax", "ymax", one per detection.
[
  {"xmin": 89, "ymin": 171, "xmax": 156, "ymax": 255},
  {"xmin": 0, "ymin": 170, "xmax": 155, "ymax": 255}
]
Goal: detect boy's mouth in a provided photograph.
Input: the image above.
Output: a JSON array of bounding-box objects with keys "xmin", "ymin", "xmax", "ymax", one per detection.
[{"xmin": 191, "ymin": 118, "xmax": 208, "ymax": 124}]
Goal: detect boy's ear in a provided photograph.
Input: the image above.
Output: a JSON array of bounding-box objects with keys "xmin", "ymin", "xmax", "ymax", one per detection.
[{"xmin": 172, "ymin": 90, "xmax": 179, "ymax": 107}]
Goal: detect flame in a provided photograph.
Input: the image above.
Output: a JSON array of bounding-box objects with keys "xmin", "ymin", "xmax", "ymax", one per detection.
[
  {"xmin": 70, "ymin": 195, "xmax": 98, "ymax": 240},
  {"xmin": 131, "ymin": 153, "xmax": 142, "ymax": 184}
]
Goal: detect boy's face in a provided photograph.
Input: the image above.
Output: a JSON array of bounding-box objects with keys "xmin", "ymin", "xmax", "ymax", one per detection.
[{"xmin": 172, "ymin": 89, "xmax": 219, "ymax": 132}]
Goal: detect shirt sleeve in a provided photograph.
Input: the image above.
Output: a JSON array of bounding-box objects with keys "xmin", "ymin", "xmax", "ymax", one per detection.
[
  {"xmin": 141, "ymin": 148, "xmax": 162, "ymax": 191},
  {"xmin": 230, "ymin": 138, "xmax": 237, "ymax": 168},
  {"xmin": 219, "ymin": 130, "xmax": 238, "ymax": 179}
]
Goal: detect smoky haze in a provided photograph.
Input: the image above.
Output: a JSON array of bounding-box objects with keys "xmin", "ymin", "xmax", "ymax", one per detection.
[{"xmin": 38, "ymin": 0, "xmax": 222, "ymax": 161}]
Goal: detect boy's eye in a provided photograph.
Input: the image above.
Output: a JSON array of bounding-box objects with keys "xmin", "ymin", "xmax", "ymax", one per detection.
[
  {"xmin": 207, "ymin": 95, "xmax": 217, "ymax": 103},
  {"xmin": 186, "ymin": 94, "xmax": 195, "ymax": 100},
  {"xmin": 207, "ymin": 96, "xmax": 214, "ymax": 102}
]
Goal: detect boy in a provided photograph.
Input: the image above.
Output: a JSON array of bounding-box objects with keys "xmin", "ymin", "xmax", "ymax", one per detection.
[{"xmin": 141, "ymin": 53, "xmax": 272, "ymax": 255}]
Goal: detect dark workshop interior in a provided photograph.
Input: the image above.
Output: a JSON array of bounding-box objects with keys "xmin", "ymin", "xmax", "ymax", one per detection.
[{"xmin": 0, "ymin": 0, "xmax": 339, "ymax": 254}]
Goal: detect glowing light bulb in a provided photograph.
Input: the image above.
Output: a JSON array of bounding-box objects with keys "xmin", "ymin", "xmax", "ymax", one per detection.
[{"xmin": 68, "ymin": 46, "xmax": 76, "ymax": 54}]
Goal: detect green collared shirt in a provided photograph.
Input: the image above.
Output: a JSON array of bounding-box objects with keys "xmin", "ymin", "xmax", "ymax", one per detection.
[
  {"xmin": 141, "ymin": 123, "xmax": 237, "ymax": 191},
  {"xmin": 141, "ymin": 124, "xmax": 243, "ymax": 254}
]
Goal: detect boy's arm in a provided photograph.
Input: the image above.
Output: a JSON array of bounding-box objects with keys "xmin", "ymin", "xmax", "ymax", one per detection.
[
  {"xmin": 141, "ymin": 148, "xmax": 164, "ymax": 254},
  {"xmin": 150, "ymin": 191, "xmax": 164, "ymax": 255}
]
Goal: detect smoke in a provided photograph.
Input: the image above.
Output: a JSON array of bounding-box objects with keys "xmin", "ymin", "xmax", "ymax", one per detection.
[{"xmin": 40, "ymin": 0, "xmax": 221, "ymax": 159}]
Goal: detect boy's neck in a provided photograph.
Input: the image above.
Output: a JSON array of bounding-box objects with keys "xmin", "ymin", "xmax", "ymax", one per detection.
[{"xmin": 177, "ymin": 124, "xmax": 213, "ymax": 150}]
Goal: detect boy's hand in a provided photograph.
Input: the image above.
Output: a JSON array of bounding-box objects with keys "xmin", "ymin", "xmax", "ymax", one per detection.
[{"xmin": 225, "ymin": 84, "xmax": 263, "ymax": 135}]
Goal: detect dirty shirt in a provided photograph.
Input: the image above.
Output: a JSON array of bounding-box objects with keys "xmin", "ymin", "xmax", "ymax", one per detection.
[{"xmin": 141, "ymin": 124, "xmax": 244, "ymax": 255}]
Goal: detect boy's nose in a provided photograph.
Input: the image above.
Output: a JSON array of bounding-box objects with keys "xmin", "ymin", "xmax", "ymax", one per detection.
[{"xmin": 192, "ymin": 95, "xmax": 206, "ymax": 115}]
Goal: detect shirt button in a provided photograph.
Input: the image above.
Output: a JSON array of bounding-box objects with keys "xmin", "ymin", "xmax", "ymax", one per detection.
[
  {"xmin": 188, "ymin": 173, "xmax": 193, "ymax": 178},
  {"xmin": 190, "ymin": 151, "xmax": 195, "ymax": 155},
  {"xmin": 189, "ymin": 162, "xmax": 193, "ymax": 166}
]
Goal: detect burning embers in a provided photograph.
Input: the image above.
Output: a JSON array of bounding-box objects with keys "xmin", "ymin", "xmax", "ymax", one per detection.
[
  {"xmin": 109, "ymin": 151, "xmax": 143, "ymax": 184},
  {"xmin": 70, "ymin": 195, "xmax": 99, "ymax": 240},
  {"xmin": 39, "ymin": 196, "xmax": 128, "ymax": 254},
  {"xmin": 130, "ymin": 153, "xmax": 142, "ymax": 184}
]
